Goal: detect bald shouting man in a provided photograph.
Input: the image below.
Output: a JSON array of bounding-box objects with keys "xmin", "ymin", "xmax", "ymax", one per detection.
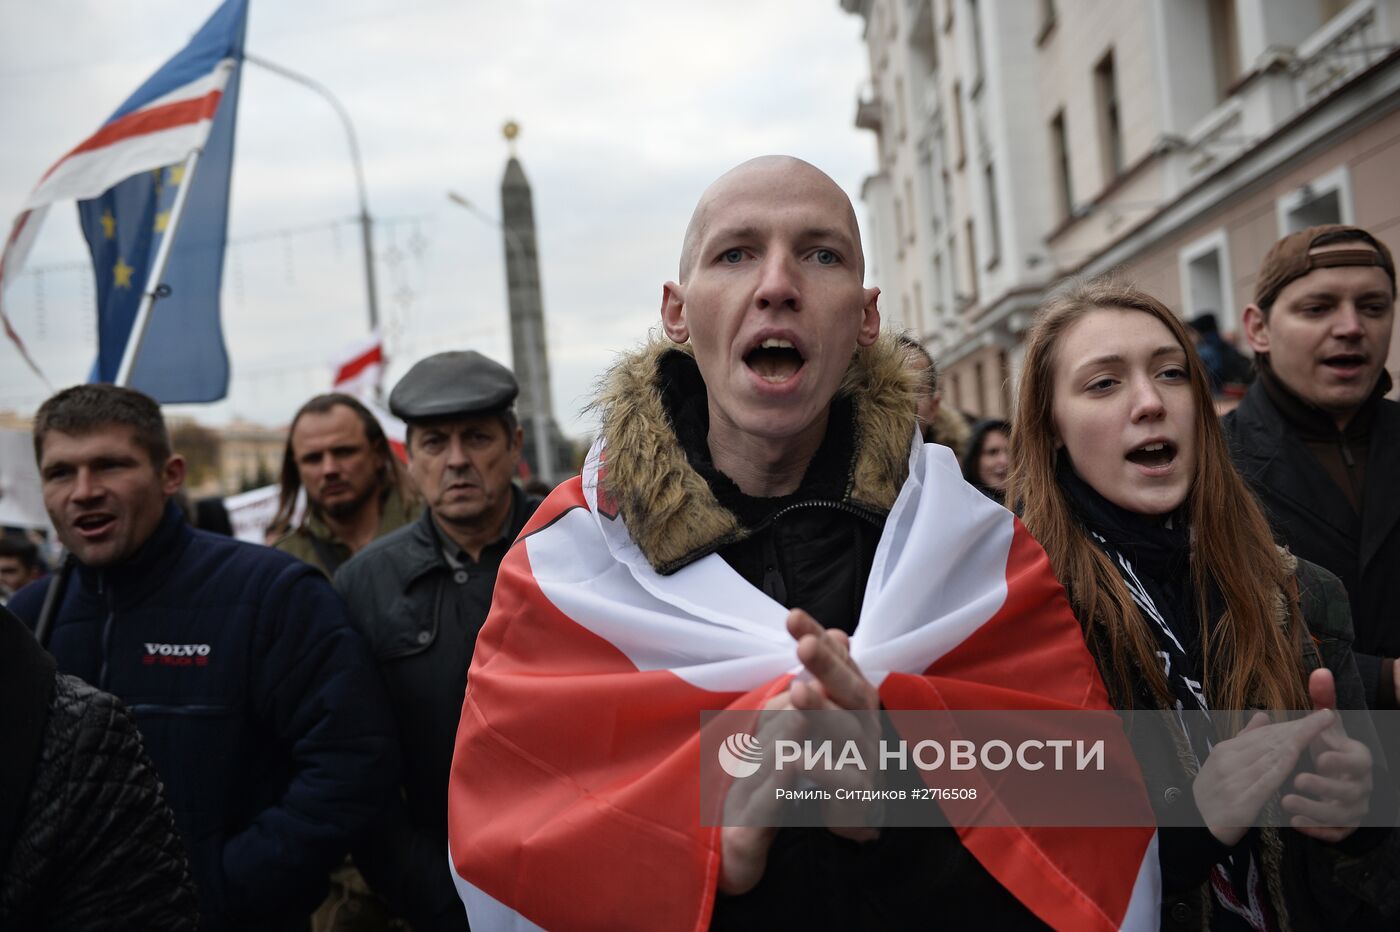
[{"xmin": 443, "ymin": 157, "xmax": 1158, "ymax": 930}]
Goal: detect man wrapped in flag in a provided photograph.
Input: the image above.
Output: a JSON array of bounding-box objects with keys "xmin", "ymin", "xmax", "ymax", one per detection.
[{"xmin": 448, "ymin": 156, "xmax": 1159, "ymax": 930}]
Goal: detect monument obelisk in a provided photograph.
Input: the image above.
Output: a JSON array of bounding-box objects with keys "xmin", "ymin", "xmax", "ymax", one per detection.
[{"xmin": 499, "ymin": 121, "xmax": 565, "ymax": 483}]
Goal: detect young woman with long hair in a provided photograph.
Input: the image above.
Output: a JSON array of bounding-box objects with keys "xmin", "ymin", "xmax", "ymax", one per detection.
[{"xmin": 1007, "ymin": 277, "xmax": 1394, "ymax": 930}]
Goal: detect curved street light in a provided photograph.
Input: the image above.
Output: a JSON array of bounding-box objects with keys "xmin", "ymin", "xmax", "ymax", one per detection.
[{"xmin": 245, "ymin": 54, "xmax": 380, "ymax": 335}]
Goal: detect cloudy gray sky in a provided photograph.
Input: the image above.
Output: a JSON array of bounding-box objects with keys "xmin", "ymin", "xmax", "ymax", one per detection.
[{"xmin": 0, "ymin": 1, "xmax": 876, "ymax": 437}]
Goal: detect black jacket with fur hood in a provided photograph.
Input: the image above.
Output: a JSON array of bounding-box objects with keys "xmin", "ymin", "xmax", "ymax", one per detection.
[{"xmin": 593, "ymin": 335, "xmax": 1050, "ymax": 929}]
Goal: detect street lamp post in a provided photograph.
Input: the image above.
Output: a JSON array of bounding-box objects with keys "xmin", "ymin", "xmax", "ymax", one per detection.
[
  {"xmin": 446, "ymin": 191, "xmax": 555, "ymax": 484},
  {"xmin": 245, "ymin": 54, "xmax": 380, "ymax": 338}
]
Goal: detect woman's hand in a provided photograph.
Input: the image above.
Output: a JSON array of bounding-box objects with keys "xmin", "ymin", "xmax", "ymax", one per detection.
[
  {"xmin": 1281, "ymin": 669, "xmax": 1373, "ymax": 843},
  {"xmin": 1193, "ymin": 710, "xmax": 1335, "ymax": 846}
]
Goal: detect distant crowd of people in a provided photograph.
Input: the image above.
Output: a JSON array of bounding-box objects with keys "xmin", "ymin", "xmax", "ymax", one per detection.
[{"xmin": 2, "ymin": 155, "xmax": 1398, "ymax": 932}]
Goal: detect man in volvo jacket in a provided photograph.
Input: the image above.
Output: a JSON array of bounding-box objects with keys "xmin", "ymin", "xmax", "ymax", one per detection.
[{"xmin": 8, "ymin": 384, "xmax": 398, "ymax": 932}]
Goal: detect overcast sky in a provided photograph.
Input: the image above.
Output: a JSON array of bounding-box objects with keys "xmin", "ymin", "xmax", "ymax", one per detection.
[{"xmin": 0, "ymin": 1, "xmax": 876, "ymax": 437}]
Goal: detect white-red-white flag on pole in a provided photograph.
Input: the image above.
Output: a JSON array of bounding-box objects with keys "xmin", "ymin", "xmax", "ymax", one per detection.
[{"xmin": 0, "ymin": 0, "xmax": 247, "ymax": 387}]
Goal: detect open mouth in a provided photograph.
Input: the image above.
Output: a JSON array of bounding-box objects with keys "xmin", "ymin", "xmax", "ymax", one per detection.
[
  {"xmin": 744, "ymin": 338, "xmax": 806, "ymax": 384},
  {"xmin": 1322, "ymin": 353, "xmax": 1367, "ymax": 375},
  {"xmin": 1125, "ymin": 441, "xmax": 1176, "ymax": 469},
  {"xmin": 74, "ymin": 513, "xmax": 116, "ymax": 536}
]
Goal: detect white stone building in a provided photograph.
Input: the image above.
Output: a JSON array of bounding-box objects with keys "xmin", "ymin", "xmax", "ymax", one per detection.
[{"xmin": 843, "ymin": 0, "xmax": 1400, "ymax": 419}]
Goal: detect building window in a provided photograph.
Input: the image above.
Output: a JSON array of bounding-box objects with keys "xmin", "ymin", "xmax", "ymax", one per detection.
[
  {"xmin": 910, "ymin": 0, "xmax": 939, "ymax": 73},
  {"xmin": 1050, "ymin": 109, "xmax": 1074, "ymax": 221},
  {"xmin": 896, "ymin": 77, "xmax": 908, "ymax": 140},
  {"xmin": 974, "ymin": 359, "xmax": 988, "ymax": 415},
  {"xmin": 932, "ymin": 251, "xmax": 945, "ymax": 313},
  {"xmin": 1277, "ymin": 166, "xmax": 1353, "ymax": 233},
  {"xmin": 983, "ymin": 161, "xmax": 1001, "ymax": 269},
  {"xmin": 1179, "ymin": 229, "xmax": 1235, "ymax": 334},
  {"xmin": 948, "ymin": 231, "xmax": 960, "ymax": 303},
  {"xmin": 1209, "ymin": 0, "xmax": 1240, "ymax": 100},
  {"xmin": 1095, "ymin": 50, "xmax": 1124, "ymax": 180},
  {"xmin": 968, "ymin": 0, "xmax": 986, "ymax": 92},
  {"xmin": 904, "ymin": 177, "xmax": 917, "ymax": 243},
  {"xmin": 964, "ymin": 217, "xmax": 979, "ymax": 301},
  {"xmin": 952, "ymin": 81, "xmax": 967, "ymax": 168},
  {"xmin": 998, "ymin": 349, "xmax": 1012, "ymax": 416}
]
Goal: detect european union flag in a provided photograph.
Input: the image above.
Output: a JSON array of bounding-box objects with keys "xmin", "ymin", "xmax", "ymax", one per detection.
[{"xmin": 75, "ymin": 2, "xmax": 245, "ymax": 403}]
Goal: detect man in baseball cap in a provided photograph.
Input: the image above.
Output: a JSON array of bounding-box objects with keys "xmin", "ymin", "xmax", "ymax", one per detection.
[
  {"xmin": 332, "ymin": 350, "xmax": 543, "ymax": 930},
  {"xmin": 1225, "ymin": 224, "xmax": 1399, "ymax": 714}
]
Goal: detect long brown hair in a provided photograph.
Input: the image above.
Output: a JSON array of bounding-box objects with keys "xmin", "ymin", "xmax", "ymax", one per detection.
[
  {"xmin": 271, "ymin": 393, "xmax": 416, "ymax": 534},
  {"xmin": 1007, "ymin": 277, "xmax": 1308, "ymax": 712}
]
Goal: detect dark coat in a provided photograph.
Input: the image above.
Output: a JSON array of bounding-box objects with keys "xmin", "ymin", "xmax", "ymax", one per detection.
[
  {"xmin": 332, "ymin": 487, "xmax": 541, "ymax": 931},
  {"xmin": 7, "ymin": 501, "xmax": 399, "ymax": 931},
  {"xmin": 1223, "ymin": 382, "xmax": 1400, "ymax": 706},
  {"xmin": 1138, "ymin": 559, "xmax": 1400, "ymax": 931},
  {"xmin": 645, "ymin": 350, "xmax": 1048, "ymax": 930},
  {"xmin": 0, "ymin": 605, "xmax": 198, "ymax": 930}
]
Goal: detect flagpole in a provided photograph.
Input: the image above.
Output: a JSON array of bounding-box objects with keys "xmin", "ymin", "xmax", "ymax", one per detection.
[{"xmin": 114, "ymin": 148, "xmax": 202, "ymax": 388}]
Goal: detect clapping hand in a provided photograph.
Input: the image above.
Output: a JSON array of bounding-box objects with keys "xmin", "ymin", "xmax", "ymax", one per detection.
[
  {"xmin": 1281, "ymin": 669, "xmax": 1372, "ymax": 843},
  {"xmin": 1193, "ymin": 669, "xmax": 1372, "ymax": 846},
  {"xmin": 719, "ymin": 610, "xmax": 881, "ymax": 894}
]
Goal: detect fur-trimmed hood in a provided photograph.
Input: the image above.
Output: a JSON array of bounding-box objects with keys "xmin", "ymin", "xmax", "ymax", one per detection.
[{"xmin": 590, "ymin": 332, "xmax": 918, "ymax": 574}]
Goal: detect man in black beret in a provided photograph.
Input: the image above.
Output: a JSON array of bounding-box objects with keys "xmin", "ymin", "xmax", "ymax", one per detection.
[{"xmin": 332, "ymin": 350, "xmax": 543, "ymax": 931}]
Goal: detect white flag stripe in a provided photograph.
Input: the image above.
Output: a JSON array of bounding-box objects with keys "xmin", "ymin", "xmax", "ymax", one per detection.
[
  {"xmin": 1122, "ymin": 833, "xmax": 1163, "ymax": 931},
  {"xmin": 450, "ymin": 850, "xmax": 545, "ymax": 932},
  {"xmin": 0, "ymin": 206, "xmax": 48, "ymax": 300},
  {"xmin": 22, "ymin": 60, "xmax": 234, "ymax": 211},
  {"xmin": 528, "ymin": 436, "xmax": 1013, "ymax": 692},
  {"xmin": 123, "ymin": 63, "xmax": 233, "ymax": 120},
  {"xmin": 23, "ymin": 113, "xmax": 214, "ymax": 210}
]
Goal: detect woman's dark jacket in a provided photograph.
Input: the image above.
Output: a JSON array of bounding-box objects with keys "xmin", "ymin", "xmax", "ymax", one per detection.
[{"xmin": 1058, "ymin": 473, "xmax": 1400, "ymax": 931}]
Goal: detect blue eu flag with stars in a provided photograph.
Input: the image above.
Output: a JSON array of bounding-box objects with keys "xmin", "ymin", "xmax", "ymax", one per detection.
[{"xmin": 76, "ymin": 47, "xmax": 242, "ymax": 403}]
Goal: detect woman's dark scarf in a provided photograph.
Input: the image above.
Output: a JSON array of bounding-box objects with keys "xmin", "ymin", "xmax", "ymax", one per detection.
[{"xmin": 1057, "ymin": 456, "xmax": 1276, "ymax": 932}]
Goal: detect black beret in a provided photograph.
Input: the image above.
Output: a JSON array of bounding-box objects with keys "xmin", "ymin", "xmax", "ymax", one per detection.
[{"xmin": 388, "ymin": 350, "xmax": 519, "ymax": 422}]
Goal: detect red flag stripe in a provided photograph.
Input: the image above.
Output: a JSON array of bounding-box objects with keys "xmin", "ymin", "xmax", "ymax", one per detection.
[
  {"xmin": 39, "ymin": 91, "xmax": 224, "ymax": 184},
  {"xmin": 334, "ymin": 343, "xmax": 383, "ymax": 386},
  {"xmin": 451, "ymin": 481, "xmax": 736, "ymax": 929}
]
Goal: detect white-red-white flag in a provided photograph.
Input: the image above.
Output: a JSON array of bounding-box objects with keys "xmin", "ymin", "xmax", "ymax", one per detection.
[
  {"xmin": 448, "ymin": 438, "xmax": 1160, "ymax": 931},
  {"xmin": 330, "ymin": 331, "xmax": 406, "ymax": 461},
  {"xmin": 0, "ymin": 0, "xmax": 246, "ymax": 382}
]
